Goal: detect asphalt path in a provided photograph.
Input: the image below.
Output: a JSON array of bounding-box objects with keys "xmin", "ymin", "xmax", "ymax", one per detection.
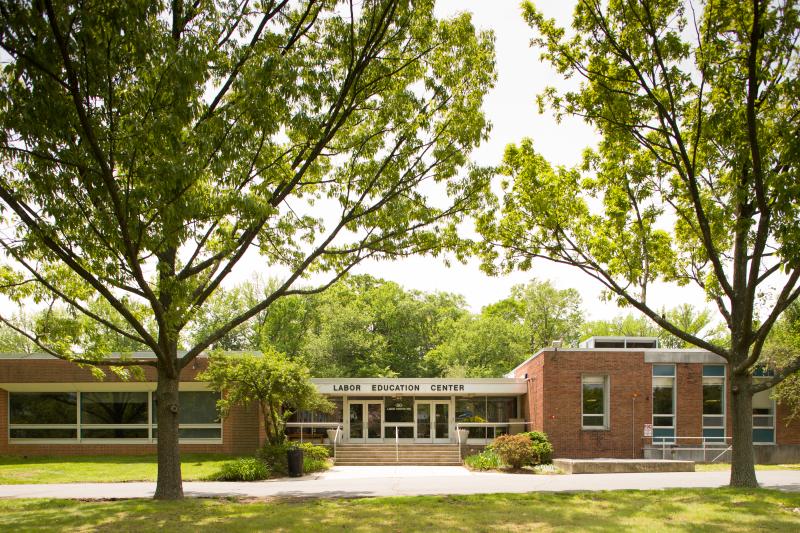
[{"xmin": 0, "ymin": 466, "xmax": 798, "ymax": 499}]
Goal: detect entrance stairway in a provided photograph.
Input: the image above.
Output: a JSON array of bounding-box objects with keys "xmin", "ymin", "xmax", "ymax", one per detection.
[{"xmin": 334, "ymin": 444, "xmax": 462, "ymax": 466}]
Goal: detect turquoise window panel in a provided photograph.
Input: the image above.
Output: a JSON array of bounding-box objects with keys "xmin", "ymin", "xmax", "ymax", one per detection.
[{"xmin": 752, "ymin": 428, "xmax": 774, "ymax": 443}]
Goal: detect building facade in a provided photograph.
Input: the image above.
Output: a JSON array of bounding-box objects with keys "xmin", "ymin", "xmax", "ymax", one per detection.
[{"xmin": 1, "ymin": 337, "xmax": 799, "ymax": 461}]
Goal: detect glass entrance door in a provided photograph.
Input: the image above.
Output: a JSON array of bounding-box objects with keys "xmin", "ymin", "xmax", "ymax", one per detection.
[
  {"xmin": 347, "ymin": 401, "xmax": 383, "ymax": 442},
  {"xmin": 415, "ymin": 401, "xmax": 451, "ymax": 443}
]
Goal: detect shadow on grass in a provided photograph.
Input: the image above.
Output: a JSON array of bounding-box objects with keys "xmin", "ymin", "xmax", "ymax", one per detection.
[{"xmin": 1, "ymin": 488, "xmax": 800, "ymax": 532}]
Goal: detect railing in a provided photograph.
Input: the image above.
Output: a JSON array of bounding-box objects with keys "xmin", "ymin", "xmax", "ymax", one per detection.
[
  {"xmin": 284, "ymin": 422, "xmax": 341, "ymax": 443},
  {"xmin": 642, "ymin": 435, "xmax": 733, "ymax": 462},
  {"xmin": 395, "ymin": 426, "xmax": 399, "ymax": 462}
]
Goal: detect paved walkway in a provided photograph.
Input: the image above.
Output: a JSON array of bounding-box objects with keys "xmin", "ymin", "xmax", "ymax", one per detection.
[{"xmin": 1, "ymin": 466, "xmax": 798, "ymax": 499}]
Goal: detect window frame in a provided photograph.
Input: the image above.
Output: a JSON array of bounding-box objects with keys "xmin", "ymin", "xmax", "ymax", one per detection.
[
  {"xmin": 8, "ymin": 388, "xmax": 223, "ymax": 445},
  {"xmin": 702, "ymin": 365, "xmax": 726, "ymax": 443},
  {"xmin": 581, "ymin": 375, "xmax": 610, "ymax": 430},
  {"xmin": 651, "ymin": 364, "xmax": 676, "ymax": 444}
]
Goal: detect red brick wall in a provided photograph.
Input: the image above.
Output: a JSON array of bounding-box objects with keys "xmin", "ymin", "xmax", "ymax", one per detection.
[
  {"xmin": 0, "ymin": 358, "xmax": 260, "ymax": 456},
  {"xmin": 676, "ymin": 363, "xmax": 703, "ymax": 446},
  {"xmin": 776, "ymin": 401, "xmax": 800, "ymax": 445},
  {"xmin": 540, "ymin": 350, "xmax": 652, "ymax": 458}
]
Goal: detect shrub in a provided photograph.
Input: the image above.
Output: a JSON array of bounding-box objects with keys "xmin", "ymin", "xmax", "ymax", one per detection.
[
  {"xmin": 523, "ymin": 431, "xmax": 554, "ymax": 465},
  {"xmin": 464, "ymin": 449, "xmax": 503, "ymax": 471},
  {"xmin": 296, "ymin": 442, "xmax": 330, "ymax": 462},
  {"xmin": 210, "ymin": 458, "xmax": 270, "ymax": 481},
  {"xmin": 303, "ymin": 457, "xmax": 330, "ymax": 473},
  {"xmin": 257, "ymin": 442, "xmax": 330, "ymax": 476},
  {"xmin": 492, "ymin": 434, "xmax": 535, "ymax": 469}
]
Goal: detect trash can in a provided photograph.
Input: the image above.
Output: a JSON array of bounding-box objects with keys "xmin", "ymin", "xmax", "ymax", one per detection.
[{"xmin": 287, "ymin": 446, "xmax": 304, "ymax": 477}]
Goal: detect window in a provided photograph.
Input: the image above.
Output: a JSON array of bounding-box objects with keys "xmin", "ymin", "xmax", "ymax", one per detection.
[
  {"xmin": 752, "ymin": 388, "xmax": 775, "ymax": 444},
  {"xmin": 9, "ymin": 392, "xmax": 77, "ymax": 439},
  {"xmin": 456, "ymin": 396, "xmax": 519, "ymax": 440},
  {"xmin": 286, "ymin": 397, "xmax": 343, "ymax": 441},
  {"xmin": 153, "ymin": 391, "xmax": 222, "ymax": 440},
  {"xmin": 652, "ymin": 365, "xmax": 675, "ymax": 443},
  {"xmin": 9, "ymin": 390, "xmax": 222, "ymax": 443},
  {"xmin": 582, "ymin": 376, "xmax": 608, "ymax": 429},
  {"xmin": 82, "ymin": 392, "xmax": 149, "ymax": 439},
  {"xmin": 702, "ymin": 365, "xmax": 726, "ymax": 442}
]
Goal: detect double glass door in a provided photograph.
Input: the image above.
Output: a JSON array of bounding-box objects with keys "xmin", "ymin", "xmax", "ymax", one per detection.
[
  {"xmin": 415, "ymin": 402, "xmax": 450, "ymax": 443},
  {"xmin": 348, "ymin": 401, "xmax": 382, "ymax": 442}
]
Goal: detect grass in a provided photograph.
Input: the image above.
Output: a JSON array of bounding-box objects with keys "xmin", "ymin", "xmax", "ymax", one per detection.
[
  {"xmin": 0, "ymin": 489, "xmax": 798, "ymax": 532},
  {"xmin": 695, "ymin": 463, "xmax": 800, "ymax": 472},
  {"xmin": 0, "ymin": 454, "xmax": 244, "ymax": 484}
]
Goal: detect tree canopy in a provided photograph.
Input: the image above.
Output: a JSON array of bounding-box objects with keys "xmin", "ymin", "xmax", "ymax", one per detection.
[
  {"xmin": 0, "ymin": 0, "xmax": 495, "ymax": 499},
  {"xmin": 479, "ymin": 0, "xmax": 800, "ymax": 487}
]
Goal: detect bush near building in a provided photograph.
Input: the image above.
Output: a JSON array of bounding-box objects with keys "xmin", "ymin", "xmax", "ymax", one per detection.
[
  {"xmin": 465, "ymin": 432, "xmax": 554, "ymax": 471},
  {"xmin": 492, "ymin": 434, "xmax": 536, "ymax": 469}
]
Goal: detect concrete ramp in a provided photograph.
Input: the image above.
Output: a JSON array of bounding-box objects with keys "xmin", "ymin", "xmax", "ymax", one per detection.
[{"xmin": 553, "ymin": 458, "xmax": 694, "ymax": 474}]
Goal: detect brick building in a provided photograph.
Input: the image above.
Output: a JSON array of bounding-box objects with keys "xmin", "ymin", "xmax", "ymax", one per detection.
[{"xmin": 1, "ymin": 336, "xmax": 798, "ymax": 462}]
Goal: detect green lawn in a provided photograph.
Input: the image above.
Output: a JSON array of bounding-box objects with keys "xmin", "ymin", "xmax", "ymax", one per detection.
[
  {"xmin": 695, "ymin": 463, "xmax": 800, "ymax": 472},
  {"xmin": 0, "ymin": 454, "xmax": 243, "ymax": 484},
  {"xmin": 0, "ymin": 489, "xmax": 798, "ymax": 532}
]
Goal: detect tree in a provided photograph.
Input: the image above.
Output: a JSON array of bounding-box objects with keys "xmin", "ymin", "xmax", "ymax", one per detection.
[
  {"xmin": 199, "ymin": 350, "xmax": 332, "ymax": 446},
  {"xmin": 425, "ymin": 313, "xmax": 529, "ymax": 377},
  {"xmin": 0, "ymin": 0, "xmax": 495, "ymax": 498},
  {"xmin": 480, "ymin": 0, "xmax": 800, "ymax": 487},
  {"xmin": 484, "ymin": 278, "xmax": 584, "ymax": 350},
  {"xmin": 581, "ymin": 305, "xmax": 725, "ymax": 349},
  {"xmin": 300, "ymin": 275, "xmax": 467, "ymax": 377},
  {"xmin": 763, "ymin": 303, "xmax": 800, "ymax": 420}
]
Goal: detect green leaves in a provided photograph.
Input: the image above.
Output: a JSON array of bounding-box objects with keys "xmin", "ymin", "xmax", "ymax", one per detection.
[{"xmin": 483, "ymin": 0, "xmax": 800, "ymax": 365}]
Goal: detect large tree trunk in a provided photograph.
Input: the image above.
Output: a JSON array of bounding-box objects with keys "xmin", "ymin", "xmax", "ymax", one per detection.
[
  {"xmin": 729, "ymin": 371, "xmax": 758, "ymax": 488},
  {"xmin": 154, "ymin": 362, "xmax": 184, "ymax": 499}
]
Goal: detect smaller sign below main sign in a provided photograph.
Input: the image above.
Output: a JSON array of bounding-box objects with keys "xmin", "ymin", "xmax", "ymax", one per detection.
[{"xmin": 643, "ymin": 423, "xmax": 653, "ymax": 437}]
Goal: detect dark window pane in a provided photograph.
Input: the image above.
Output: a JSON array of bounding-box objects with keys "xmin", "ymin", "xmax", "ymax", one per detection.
[
  {"xmin": 178, "ymin": 392, "xmax": 220, "ymax": 424},
  {"xmin": 582, "ymin": 384, "xmax": 604, "ymax": 415},
  {"xmin": 10, "ymin": 428, "xmax": 77, "ymax": 439},
  {"xmin": 82, "ymin": 428, "xmax": 148, "ymax": 439},
  {"xmin": 10, "ymin": 393, "xmax": 77, "ymax": 424},
  {"xmin": 384, "ymin": 426, "xmax": 414, "ymax": 439},
  {"xmin": 456, "ymin": 397, "xmax": 486, "ymax": 422},
  {"xmin": 653, "ymin": 416, "xmax": 674, "ymax": 427},
  {"xmin": 487, "ymin": 397, "xmax": 517, "ymax": 422},
  {"xmin": 652, "ymin": 386, "xmax": 674, "ymax": 415},
  {"xmin": 703, "ymin": 384, "xmax": 723, "ymax": 415},
  {"xmin": 467, "ymin": 427, "xmax": 487, "ymax": 439},
  {"xmin": 583, "ymin": 415, "xmax": 605, "ymax": 427},
  {"xmin": 384, "ymin": 397, "xmax": 413, "ymax": 423},
  {"xmin": 82, "ymin": 392, "xmax": 148, "ymax": 424},
  {"xmin": 179, "ymin": 428, "xmax": 221, "ymax": 439}
]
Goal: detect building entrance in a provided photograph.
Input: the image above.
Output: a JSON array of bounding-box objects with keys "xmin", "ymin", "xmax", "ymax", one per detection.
[
  {"xmin": 415, "ymin": 401, "xmax": 450, "ymax": 443},
  {"xmin": 347, "ymin": 401, "xmax": 383, "ymax": 443}
]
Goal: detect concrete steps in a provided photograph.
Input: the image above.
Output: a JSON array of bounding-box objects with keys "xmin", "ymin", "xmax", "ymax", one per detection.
[{"xmin": 334, "ymin": 444, "xmax": 462, "ymax": 465}]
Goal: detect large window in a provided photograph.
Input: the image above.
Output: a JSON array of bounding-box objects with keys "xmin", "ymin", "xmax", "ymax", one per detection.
[
  {"xmin": 582, "ymin": 376, "xmax": 609, "ymax": 429},
  {"xmin": 383, "ymin": 397, "xmax": 414, "ymax": 439},
  {"xmin": 286, "ymin": 397, "xmax": 344, "ymax": 442},
  {"xmin": 9, "ymin": 392, "xmax": 77, "ymax": 439},
  {"xmin": 752, "ymin": 388, "xmax": 775, "ymax": 444},
  {"xmin": 9, "ymin": 390, "xmax": 221, "ymax": 443},
  {"xmin": 456, "ymin": 396, "xmax": 518, "ymax": 440},
  {"xmin": 702, "ymin": 365, "xmax": 726, "ymax": 443},
  {"xmin": 652, "ymin": 365, "xmax": 675, "ymax": 443}
]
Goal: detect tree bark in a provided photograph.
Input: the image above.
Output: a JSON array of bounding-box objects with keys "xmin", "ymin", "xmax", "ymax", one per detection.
[
  {"xmin": 729, "ymin": 371, "xmax": 758, "ymax": 488},
  {"xmin": 154, "ymin": 362, "xmax": 184, "ymax": 499}
]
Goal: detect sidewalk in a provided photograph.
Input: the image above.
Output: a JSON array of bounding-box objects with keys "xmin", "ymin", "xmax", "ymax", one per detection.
[{"xmin": 0, "ymin": 466, "xmax": 798, "ymax": 500}]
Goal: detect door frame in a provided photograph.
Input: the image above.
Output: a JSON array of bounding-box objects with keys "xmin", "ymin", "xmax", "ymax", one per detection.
[
  {"xmin": 345, "ymin": 400, "xmax": 384, "ymax": 443},
  {"xmin": 414, "ymin": 400, "xmax": 452, "ymax": 443}
]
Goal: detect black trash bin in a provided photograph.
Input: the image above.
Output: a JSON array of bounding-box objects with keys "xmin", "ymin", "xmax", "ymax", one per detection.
[{"xmin": 287, "ymin": 446, "xmax": 304, "ymax": 477}]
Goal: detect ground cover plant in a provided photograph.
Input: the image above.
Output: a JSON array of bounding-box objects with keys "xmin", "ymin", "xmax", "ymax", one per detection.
[{"xmin": 0, "ymin": 489, "xmax": 798, "ymax": 532}]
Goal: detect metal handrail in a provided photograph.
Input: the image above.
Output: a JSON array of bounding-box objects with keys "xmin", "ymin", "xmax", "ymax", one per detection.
[
  {"xmin": 642, "ymin": 435, "xmax": 733, "ymax": 462},
  {"xmin": 395, "ymin": 426, "xmax": 399, "ymax": 462}
]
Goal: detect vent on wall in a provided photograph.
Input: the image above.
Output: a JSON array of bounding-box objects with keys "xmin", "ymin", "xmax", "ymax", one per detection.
[{"xmin": 579, "ymin": 336, "xmax": 659, "ymax": 349}]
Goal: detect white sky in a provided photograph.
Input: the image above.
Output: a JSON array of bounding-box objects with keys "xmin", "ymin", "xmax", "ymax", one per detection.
[{"xmin": 329, "ymin": 0, "xmax": 706, "ymax": 319}]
